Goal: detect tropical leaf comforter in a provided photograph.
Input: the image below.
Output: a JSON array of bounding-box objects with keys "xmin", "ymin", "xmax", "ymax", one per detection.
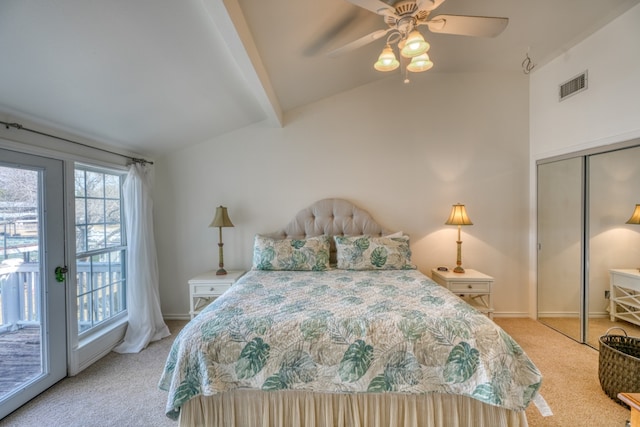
[{"xmin": 159, "ymin": 269, "xmax": 542, "ymax": 420}]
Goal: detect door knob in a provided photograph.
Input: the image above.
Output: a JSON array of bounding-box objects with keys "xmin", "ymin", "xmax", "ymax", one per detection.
[{"xmin": 55, "ymin": 266, "xmax": 68, "ymax": 283}]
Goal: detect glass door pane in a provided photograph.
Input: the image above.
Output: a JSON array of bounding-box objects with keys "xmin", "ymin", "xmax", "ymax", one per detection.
[
  {"xmin": 537, "ymin": 157, "xmax": 584, "ymax": 342},
  {"xmin": 0, "ymin": 149, "xmax": 66, "ymax": 419},
  {"xmin": 0, "ymin": 166, "xmax": 42, "ymax": 395}
]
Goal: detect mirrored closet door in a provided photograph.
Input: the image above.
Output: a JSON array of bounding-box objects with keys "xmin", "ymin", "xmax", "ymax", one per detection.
[
  {"xmin": 587, "ymin": 145, "xmax": 640, "ymax": 347},
  {"xmin": 537, "ymin": 141, "xmax": 640, "ymax": 347},
  {"xmin": 537, "ymin": 157, "xmax": 584, "ymax": 343}
]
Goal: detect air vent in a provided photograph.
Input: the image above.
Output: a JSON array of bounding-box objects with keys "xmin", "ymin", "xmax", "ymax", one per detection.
[{"xmin": 559, "ymin": 71, "xmax": 588, "ymax": 101}]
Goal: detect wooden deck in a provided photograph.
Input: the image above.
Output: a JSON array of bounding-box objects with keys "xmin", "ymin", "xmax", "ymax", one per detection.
[{"xmin": 0, "ymin": 327, "xmax": 42, "ymax": 398}]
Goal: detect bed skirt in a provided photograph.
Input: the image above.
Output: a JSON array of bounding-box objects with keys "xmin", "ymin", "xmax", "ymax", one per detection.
[{"xmin": 178, "ymin": 391, "xmax": 528, "ymax": 427}]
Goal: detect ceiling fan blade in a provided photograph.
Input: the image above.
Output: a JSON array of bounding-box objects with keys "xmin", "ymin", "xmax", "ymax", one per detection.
[
  {"xmin": 346, "ymin": 0, "xmax": 399, "ymax": 19},
  {"xmin": 425, "ymin": 15, "xmax": 508, "ymax": 37},
  {"xmin": 303, "ymin": 10, "xmax": 362, "ymax": 56},
  {"xmin": 415, "ymin": 0, "xmax": 447, "ymax": 12},
  {"xmin": 327, "ymin": 28, "xmax": 392, "ymax": 57}
]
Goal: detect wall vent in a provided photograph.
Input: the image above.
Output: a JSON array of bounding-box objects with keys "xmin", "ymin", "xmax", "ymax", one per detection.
[{"xmin": 559, "ymin": 71, "xmax": 588, "ymax": 101}]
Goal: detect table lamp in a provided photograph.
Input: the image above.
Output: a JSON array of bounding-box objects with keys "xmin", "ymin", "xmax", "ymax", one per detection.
[
  {"xmin": 627, "ymin": 204, "xmax": 640, "ymax": 271},
  {"xmin": 209, "ymin": 206, "xmax": 234, "ymax": 275},
  {"xmin": 445, "ymin": 203, "xmax": 473, "ymax": 273},
  {"xmin": 626, "ymin": 204, "xmax": 640, "ymax": 225}
]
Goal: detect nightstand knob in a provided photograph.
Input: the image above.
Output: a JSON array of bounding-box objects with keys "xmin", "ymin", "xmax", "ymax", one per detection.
[
  {"xmin": 210, "ymin": 287, "xmax": 215, "ymax": 291},
  {"xmin": 468, "ymin": 285, "xmax": 472, "ymax": 289}
]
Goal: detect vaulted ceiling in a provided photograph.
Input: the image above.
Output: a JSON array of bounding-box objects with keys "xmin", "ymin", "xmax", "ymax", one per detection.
[{"xmin": 0, "ymin": 0, "xmax": 638, "ymax": 157}]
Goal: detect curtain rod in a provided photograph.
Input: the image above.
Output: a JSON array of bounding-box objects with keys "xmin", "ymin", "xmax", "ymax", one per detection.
[{"xmin": 1, "ymin": 120, "xmax": 153, "ymax": 165}]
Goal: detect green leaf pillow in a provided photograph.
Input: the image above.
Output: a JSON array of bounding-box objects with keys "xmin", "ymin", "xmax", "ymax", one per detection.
[
  {"xmin": 334, "ymin": 235, "xmax": 416, "ymax": 270},
  {"xmin": 252, "ymin": 235, "xmax": 331, "ymax": 271}
]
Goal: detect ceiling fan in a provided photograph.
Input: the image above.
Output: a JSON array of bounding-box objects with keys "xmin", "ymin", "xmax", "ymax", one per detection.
[{"xmin": 329, "ymin": 0, "xmax": 508, "ymax": 80}]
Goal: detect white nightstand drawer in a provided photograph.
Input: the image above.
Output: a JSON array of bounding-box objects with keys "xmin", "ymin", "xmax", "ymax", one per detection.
[
  {"xmin": 192, "ymin": 283, "xmax": 231, "ymax": 296},
  {"xmin": 431, "ymin": 268, "xmax": 494, "ymax": 318},
  {"xmin": 448, "ymin": 282, "xmax": 491, "ymax": 293},
  {"xmin": 611, "ymin": 271, "xmax": 640, "ymax": 292}
]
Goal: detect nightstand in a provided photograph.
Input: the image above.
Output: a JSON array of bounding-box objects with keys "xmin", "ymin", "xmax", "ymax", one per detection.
[
  {"xmin": 609, "ymin": 269, "xmax": 640, "ymax": 326},
  {"xmin": 188, "ymin": 270, "xmax": 245, "ymax": 319},
  {"xmin": 431, "ymin": 268, "xmax": 494, "ymax": 318}
]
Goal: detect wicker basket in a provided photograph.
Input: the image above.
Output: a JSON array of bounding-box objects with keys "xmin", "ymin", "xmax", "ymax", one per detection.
[{"xmin": 599, "ymin": 327, "xmax": 640, "ymax": 406}]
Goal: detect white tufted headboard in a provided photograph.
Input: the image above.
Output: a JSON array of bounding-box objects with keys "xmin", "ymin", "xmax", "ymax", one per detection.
[{"xmin": 265, "ymin": 198, "xmax": 393, "ymax": 264}]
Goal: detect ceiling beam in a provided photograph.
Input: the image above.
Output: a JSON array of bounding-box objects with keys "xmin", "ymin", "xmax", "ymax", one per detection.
[{"xmin": 201, "ymin": 0, "xmax": 283, "ymax": 127}]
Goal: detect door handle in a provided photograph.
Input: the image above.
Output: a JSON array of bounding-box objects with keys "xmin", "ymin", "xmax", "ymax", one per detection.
[{"xmin": 55, "ymin": 266, "xmax": 68, "ymax": 283}]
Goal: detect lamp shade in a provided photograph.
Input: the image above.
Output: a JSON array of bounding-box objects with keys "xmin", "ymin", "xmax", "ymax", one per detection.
[
  {"xmin": 400, "ymin": 30, "xmax": 430, "ymax": 58},
  {"xmin": 374, "ymin": 45, "xmax": 399, "ymax": 72},
  {"xmin": 445, "ymin": 204, "xmax": 473, "ymax": 226},
  {"xmin": 626, "ymin": 204, "xmax": 640, "ymax": 224},
  {"xmin": 209, "ymin": 206, "xmax": 234, "ymax": 228},
  {"xmin": 407, "ymin": 53, "xmax": 434, "ymax": 73}
]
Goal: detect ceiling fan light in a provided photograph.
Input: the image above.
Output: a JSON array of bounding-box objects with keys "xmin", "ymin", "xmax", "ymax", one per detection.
[
  {"xmin": 400, "ymin": 30, "xmax": 430, "ymax": 58},
  {"xmin": 374, "ymin": 45, "xmax": 399, "ymax": 72},
  {"xmin": 407, "ymin": 53, "xmax": 433, "ymax": 72}
]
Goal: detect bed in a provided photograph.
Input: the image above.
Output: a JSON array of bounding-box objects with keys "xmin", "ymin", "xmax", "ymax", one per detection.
[{"xmin": 159, "ymin": 199, "xmax": 541, "ymax": 426}]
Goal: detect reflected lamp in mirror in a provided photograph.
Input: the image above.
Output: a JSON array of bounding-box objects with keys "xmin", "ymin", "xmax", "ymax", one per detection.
[
  {"xmin": 209, "ymin": 206, "xmax": 234, "ymax": 275},
  {"xmin": 626, "ymin": 204, "xmax": 640, "ymax": 225},
  {"xmin": 626, "ymin": 204, "xmax": 640, "ymax": 272},
  {"xmin": 445, "ymin": 203, "xmax": 473, "ymax": 273}
]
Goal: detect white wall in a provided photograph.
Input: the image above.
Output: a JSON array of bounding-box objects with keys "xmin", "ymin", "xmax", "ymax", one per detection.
[
  {"xmin": 530, "ymin": 4, "xmax": 640, "ymax": 159},
  {"xmin": 529, "ymin": 4, "xmax": 640, "ymax": 316},
  {"xmin": 153, "ymin": 70, "xmax": 532, "ymax": 319}
]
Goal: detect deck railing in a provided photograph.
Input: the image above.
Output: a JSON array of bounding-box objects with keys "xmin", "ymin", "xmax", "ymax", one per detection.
[
  {"xmin": 0, "ymin": 261, "xmax": 121, "ymax": 334},
  {"xmin": 0, "ymin": 262, "xmax": 39, "ymax": 333}
]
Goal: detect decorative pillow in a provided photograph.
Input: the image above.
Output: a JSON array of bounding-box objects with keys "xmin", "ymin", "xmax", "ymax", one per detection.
[
  {"xmin": 334, "ymin": 235, "xmax": 416, "ymax": 270},
  {"xmin": 252, "ymin": 235, "xmax": 331, "ymax": 271}
]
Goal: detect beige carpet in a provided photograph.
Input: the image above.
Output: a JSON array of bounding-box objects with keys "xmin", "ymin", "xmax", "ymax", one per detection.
[
  {"xmin": 0, "ymin": 318, "xmax": 632, "ymax": 427},
  {"xmin": 0, "ymin": 320, "xmax": 186, "ymax": 427},
  {"xmin": 495, "ymin": 318, "xmax": 629, "ymax": 427}
]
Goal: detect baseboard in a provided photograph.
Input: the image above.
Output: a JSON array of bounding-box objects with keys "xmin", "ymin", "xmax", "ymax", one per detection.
[
  {"xmin": 493, "ymin": 312, "xmax": 534, "ymax": 318},
  {"xmin": 163, "ymin": 313, "xmax": 191, "ymax": 321}
]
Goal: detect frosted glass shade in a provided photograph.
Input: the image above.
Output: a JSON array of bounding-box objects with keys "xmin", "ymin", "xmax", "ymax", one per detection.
[
  {"xmin": 374, "ymin": 45, "xmax": 399, "ymax": 72},
  {"xmin": 400, "ymin": 31, "xmax": 430, "ymax": 58},
  {"xmin": 407, "ymin": 53, "xmax": 434, "ymax": 72}
]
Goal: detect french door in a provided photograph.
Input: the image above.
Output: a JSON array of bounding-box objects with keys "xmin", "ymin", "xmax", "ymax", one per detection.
[{"xmin": 0, "ymin": 148, "xmax": 66, "ymax": 419}]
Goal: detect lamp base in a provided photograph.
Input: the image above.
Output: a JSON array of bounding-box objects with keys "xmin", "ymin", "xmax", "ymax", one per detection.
[
  {"xmin": 216, "ymin": 268, "xmax": 227, "ymax": 275},
  {"xmin": 453, "ymin": 266, "xmax": 465, "ymax": 274}
]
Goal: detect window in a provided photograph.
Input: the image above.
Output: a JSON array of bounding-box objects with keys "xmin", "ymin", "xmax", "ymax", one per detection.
[{"xmin": 74, "ymin": 165, "xmax": 126, "ymax": 334}]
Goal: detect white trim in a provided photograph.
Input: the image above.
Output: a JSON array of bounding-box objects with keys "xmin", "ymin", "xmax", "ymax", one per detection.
[
  {"xmin": 533, "ymin": 128, "xmax": 640, "ymax": 161},
  {"xmin": 68, "ymin": 318, "xmax": 128, "ymax": 376},
  {"xmin": 492, "ymin": 312, "xmax": 534, "ymax": 318},
  {"xmin": 163, "ymin": 313, "xmax": 192, "ymax": 321}
]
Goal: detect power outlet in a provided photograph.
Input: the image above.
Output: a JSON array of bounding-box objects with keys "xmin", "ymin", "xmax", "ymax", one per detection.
[{"xmin": 605, "ymin": 290, "xmax": 610, "ymax": 299}]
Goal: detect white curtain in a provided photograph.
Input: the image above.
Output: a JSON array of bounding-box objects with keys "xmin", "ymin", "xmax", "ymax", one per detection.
[{"xmin": 113, "ymin": 163, "xmax": 170, "ymax": 353}]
